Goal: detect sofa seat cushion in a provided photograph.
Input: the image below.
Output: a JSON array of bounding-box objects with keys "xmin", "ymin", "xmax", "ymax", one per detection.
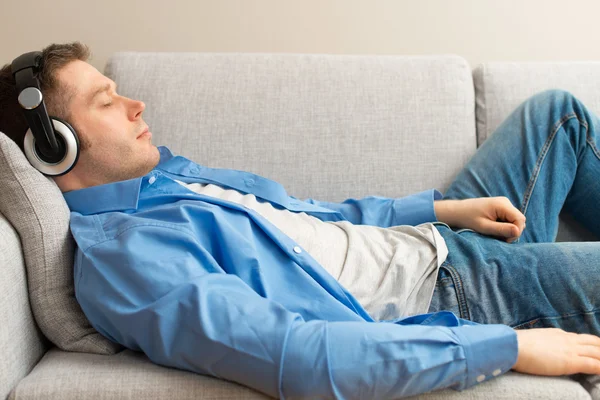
[
  {"xmin": 9, "ymin": 348, "xmax": 270, "ymax": 400},
  {"xmin": 9, "ymin": 347, "xmax": 593, "ymax": 400}
]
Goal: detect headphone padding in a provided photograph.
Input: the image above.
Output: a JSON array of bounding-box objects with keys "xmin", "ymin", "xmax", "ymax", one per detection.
[{"xmin": 24, "ymin": 118, "xmax": 80, "ymax": 176}]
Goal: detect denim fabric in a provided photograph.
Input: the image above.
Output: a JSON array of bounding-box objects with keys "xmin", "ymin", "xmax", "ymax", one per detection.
[{"xmin": 428, "ymin": 89, "xmax": 600, "ymax": 337}]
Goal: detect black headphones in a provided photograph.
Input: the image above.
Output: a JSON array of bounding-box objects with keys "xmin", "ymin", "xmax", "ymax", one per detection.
[{"xmin": 11, "ymin": 51, "xmax": 80, "ymax": 176}]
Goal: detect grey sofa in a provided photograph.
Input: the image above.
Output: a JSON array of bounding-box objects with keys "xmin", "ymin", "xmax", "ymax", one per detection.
[{"xmin": 2, "ymin": 52, "xmax": 600, "ymax": 399}]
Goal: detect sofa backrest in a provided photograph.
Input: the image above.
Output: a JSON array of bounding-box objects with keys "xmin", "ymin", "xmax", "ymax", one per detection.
[
  {"xmin": 0, "ymin": 212, "xmax": 48, "ymax": 400},
  {"xmin": 105, "ymin": 53, "xmax": 477, "ymax": 201},
  {"xmin": 474, "ymin": 62, "xmax": 600, "ymax": 147}
]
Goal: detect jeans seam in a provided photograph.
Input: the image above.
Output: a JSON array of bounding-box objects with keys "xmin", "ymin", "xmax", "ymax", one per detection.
[
  {"xmin": 512, "ymin": 318, "xmax": 541, "ymax": 330},
  {"xmin": 511, "ymin": 306, "xmax": 600, "ymax": 330},
  {"xmin": 586, "ymin": 136, "xmax": 600, "ymax": 160},
  {"xmin": 520, "ymin": 113, "xmax": 582, "ymax": 217}
]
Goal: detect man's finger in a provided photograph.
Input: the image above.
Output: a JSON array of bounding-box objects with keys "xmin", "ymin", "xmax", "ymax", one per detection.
[
  {"xmin": 577, "ymin": 357, "xmax": 600, "ymax": 375},
  {"xmin": 479, "ymin": 219, "xmax": 518, "ymax": 238},
  {"xmin": 577, "ymin": 334, "xmax": 600, "ymax": 347},
  {"xmin": 496, "ymin": 198, "xmax": 526, "ymax": 224},
  {"xmin": 579, "ymin": 345, "xmax": 600, "ymax": 362},
  {"xmin": 499, "ymin": 222, "xmax": 519, "ymax": 238}
]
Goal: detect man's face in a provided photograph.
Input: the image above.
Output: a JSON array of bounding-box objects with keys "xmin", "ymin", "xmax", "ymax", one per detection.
[{"xmin": 53, "ymin": 60, "xmax": 160, "ymax": 192}]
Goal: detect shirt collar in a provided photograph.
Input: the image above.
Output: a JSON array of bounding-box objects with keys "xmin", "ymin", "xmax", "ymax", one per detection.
[{"xmin": 63, "ymin": 146, "xmax": 174, "ymax": 215}]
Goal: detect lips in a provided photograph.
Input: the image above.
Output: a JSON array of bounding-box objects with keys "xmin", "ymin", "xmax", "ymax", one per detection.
[{"xmin": 137, "ymin": 127, "xmax": 150, "ymax": 139}]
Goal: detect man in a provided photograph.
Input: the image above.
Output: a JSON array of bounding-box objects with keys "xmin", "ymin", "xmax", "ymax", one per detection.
[{"xmin": 1, "ymin": 42, "xmax": 599, "ymax": 399}]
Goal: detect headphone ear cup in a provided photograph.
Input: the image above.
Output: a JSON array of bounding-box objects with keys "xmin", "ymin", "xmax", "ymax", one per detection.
[{"xmin": 24, "ymin": 117, "xmax": 80, "ymax": 176}]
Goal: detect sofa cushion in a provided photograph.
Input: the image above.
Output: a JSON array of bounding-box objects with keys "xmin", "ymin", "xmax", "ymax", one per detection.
[
  {"xmin": 9, "ymin": 347, "xmax": 592, "ymax": 400},
  {"xmin": 9, "ymin": 348, "xmax": 271, "ymax": 400},
  {"xmin": 0, "ymin": 132, "xmax": 122, "ymax": 354},
  {"xmin": 473, "ymin": 62, "xmax": 600, "ymax": 147}
]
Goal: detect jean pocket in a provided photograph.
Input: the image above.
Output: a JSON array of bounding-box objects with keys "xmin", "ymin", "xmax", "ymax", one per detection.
[
  {"xmin": 437, "ymin": 261, "xmax": 471, "ymax": 321},
  {"xmin": 430, "ymin": 265, "xmax": 461, "ymax": 317}
]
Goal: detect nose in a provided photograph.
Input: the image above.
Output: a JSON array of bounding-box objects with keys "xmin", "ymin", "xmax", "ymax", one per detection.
[{"xmin": 129, "ymin": 99, "xmax": 145, "ymax": 120}]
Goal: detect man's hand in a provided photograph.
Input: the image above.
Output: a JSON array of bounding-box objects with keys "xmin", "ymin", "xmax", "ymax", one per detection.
[
  {"xmin": 434, "ymin": 197, "xmax": 526, "ymax": 243},
  {"xmin": 513, "ymin": 328, "xmax": 600, "ymax": 376}
]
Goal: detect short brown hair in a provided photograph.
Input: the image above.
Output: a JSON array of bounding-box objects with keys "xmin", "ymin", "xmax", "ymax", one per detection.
[{"xmin": 0, "ymin": 41, "xmax": 91, "ymax": 153}]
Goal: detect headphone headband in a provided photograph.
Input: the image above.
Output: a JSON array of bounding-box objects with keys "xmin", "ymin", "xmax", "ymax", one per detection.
[
  {"xmin": 11, "ymin": 51, "xmax": 60, "ymax": 157},
  {"xmin": 11, "ymin": 51, "xmax": 80, "ymax": 176},
  {"xmin": 11, "ymin": 51, "xmax": 42, "ymax": 78}
]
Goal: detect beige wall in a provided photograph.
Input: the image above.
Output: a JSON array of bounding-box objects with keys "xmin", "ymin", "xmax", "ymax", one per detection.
[{"xmin": 2, "ymin": 0, "xmax": 600, "ymax": 73}]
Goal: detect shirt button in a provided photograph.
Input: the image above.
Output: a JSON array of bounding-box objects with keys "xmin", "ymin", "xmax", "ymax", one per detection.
[
  {"xmin": 293, "ymin": 246, "xmax": 302, "ymax": 254},
  {"xmin": 148, "ymin": 176, "xmax": 156, "ymax": 184},
  {"xmin": 245, "ymin": 178, "xmax": 255, "ymax": 187},
  {"xmin": 476, "ymin": 374, "xmax": 486, "ymax": 382},
  {"xmin": 492, "ymin": 369, "xmax": 502, "ymax": 376},
  {"xmin": 190, "ymin": 167, "xmax": 200, "ymax": 174}
]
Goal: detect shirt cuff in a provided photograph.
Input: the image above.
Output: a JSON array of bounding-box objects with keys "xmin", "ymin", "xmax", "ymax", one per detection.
[
  {"xmin": 451, "ymin": 323, "xmax": 519, "ymax": 391},
  {"xmin": 392, "ymin": 188, "xmax": 444, "ymax": 226}
]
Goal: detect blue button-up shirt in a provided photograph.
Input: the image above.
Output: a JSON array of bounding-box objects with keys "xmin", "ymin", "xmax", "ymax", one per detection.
[{"xmin": 63, "ymin": 146, "xmax": 518, "ymax": 399}]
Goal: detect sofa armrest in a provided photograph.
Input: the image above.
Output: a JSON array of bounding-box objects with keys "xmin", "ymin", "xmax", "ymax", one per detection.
[{"xmin": 0, "ymin": 212, "xmax": 49, "ymax": 399}]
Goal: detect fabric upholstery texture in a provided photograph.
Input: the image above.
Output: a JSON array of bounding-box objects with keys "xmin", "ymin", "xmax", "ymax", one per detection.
[
  {"xmin": 0, "ymin": 213, "xmax": 48, "ymax": 400},
  {"xmin": 473, "ymin": 62, "xmax": 600, "ymax": 147},
  {"xmin": 0, "ymin": 132, "xmax": 123, "ymax": 356}
]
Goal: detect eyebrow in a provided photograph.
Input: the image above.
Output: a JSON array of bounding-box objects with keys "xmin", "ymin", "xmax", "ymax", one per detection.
[{"xmin": 88, "ymin": 82, "xmax": 116, "ymax": 104}]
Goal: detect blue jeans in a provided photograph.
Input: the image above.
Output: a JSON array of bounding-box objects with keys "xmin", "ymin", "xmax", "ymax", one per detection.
[{"xmin": 427, "ymin": 89, "xmax": 600, "ymax": 337}]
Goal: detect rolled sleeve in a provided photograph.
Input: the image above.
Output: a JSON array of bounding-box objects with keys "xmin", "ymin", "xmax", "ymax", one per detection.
[
  {"xmin": 301, "ymin": 188, "xmax": 444, "ymax": 227},
  {"xmin": 392, "ymin": 188, "xmax": 443, "ymax": 226}
]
